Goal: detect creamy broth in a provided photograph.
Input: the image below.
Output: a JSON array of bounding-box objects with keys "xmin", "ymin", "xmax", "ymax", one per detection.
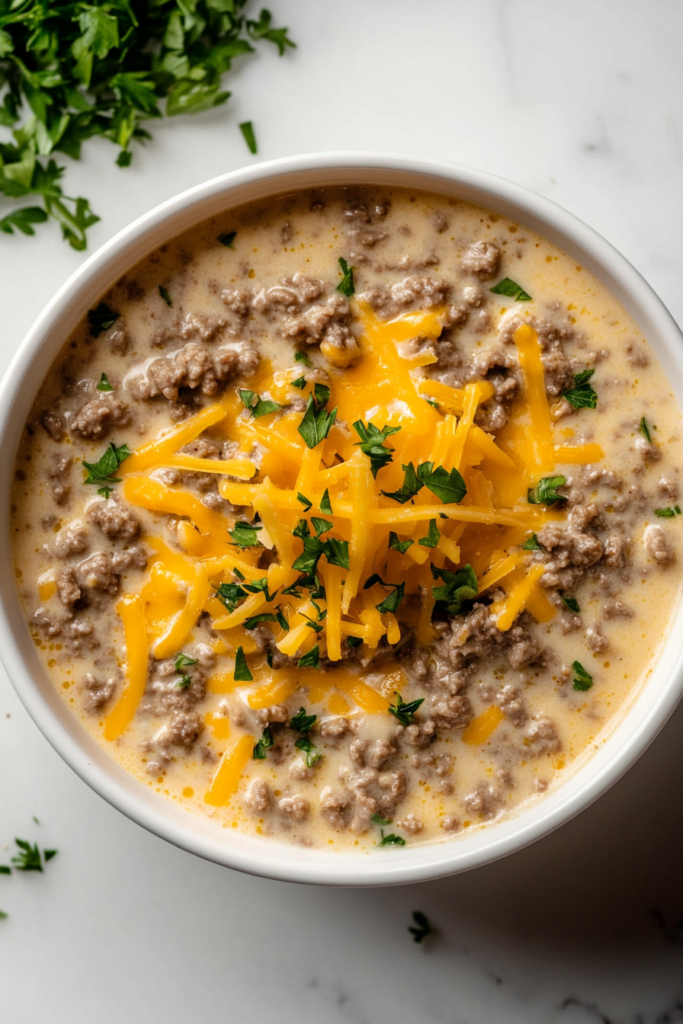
[{"xmin": 12, "ymin": 186, "xmax": 683, "ymax": 851}]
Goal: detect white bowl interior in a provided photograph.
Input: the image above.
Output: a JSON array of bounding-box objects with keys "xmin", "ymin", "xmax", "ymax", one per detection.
[{"xmin": 2, "ymin": 154, "xmax": 683, "ymax": 886}]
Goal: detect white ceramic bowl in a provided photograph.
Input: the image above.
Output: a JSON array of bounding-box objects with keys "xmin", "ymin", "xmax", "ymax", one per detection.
[{"xmin": 2, "ymin": 153, "xmax": 683, "ymax": 886}]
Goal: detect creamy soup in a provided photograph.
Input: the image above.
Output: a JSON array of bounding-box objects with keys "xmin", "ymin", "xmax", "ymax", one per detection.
[{"xmin": 11, "ymin": 186, "xmax": 683, "ymax": 851}]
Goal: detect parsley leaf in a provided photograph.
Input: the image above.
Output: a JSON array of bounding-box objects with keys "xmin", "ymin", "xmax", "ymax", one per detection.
[
  {"xmin": 0, "ymin": 865, "xmax": 10, "ymax": 875},
  {"xmin": 522, "ymin": 533, "xmax": 545, "ymax": 551},
  {"xmin": 253, "ymin": 726, "xmax": 274, "ymax": 759},
  {"xmin": 378, "ymin": 830, "xmax": 406, "ymax": 847},
  {"xmin": 0, "ymin": 205, "xmax": 47, "ymax": 236},
  {"xmin": 562, "ymin": 369, "xmax": 597, "ymax": 410},
  {"xmin": 560, "ymin": 595, "xmax": 580, "ymax": 614},
  {"xmin": 295, "ymin": 735, "xmax": 321, "ymax": 768},
  {"xmin": 371, "ymin": 814, "xmax": 392, "ymax": 825},
  {"xmin": 215, "ymin": 581, "xmax": 247, "ymax": 613},
  {"xmin": 655, "ymin": 507, "xmax": 682, "ymax": 518},
  {"xmin": 295, "ymin": 493, "xmax": 312, "ymax": 513},
  {"xmin": 11, "ymin": 839, "xmax": 43, "ymax": 872},
  {"xmin": 298, "ymin": 391, "xmax": 337, "ymax": 449},
  {"xmin": 311, "ymin": 517, "xmax": 333, "ymax": 537},
  {"xmin": 228, "ymin": 521, "xmax": 262, "ymax": 548},
  {"xmin": 0, "ymin": 910, "xmax": 7, "ymax": 919},
  {"xmin": 337, "ymin": 257, "xmax": 355, "ymax": 297},
  {"xmin": 324, "ymin": 536, "xmax": 350, "ymax": 569},
  {"xmin": 490, "ymin": 278, "xmax": 532, "ymax": 302},
  {"xmin": 364, "ymin": 573, "xmax": 405, "ymax": 613},
  {"xmin": 239, "ymin": 389, "xmax": 281, "ymax": 419},
  {"xmin": 432, "ymin": 563, "xmax": 478, "ymax": 615},
  {"xmin": 234, "ymin": 646, "xmax": 253, "ymax": 683},
  {"xmin": 82, "ymin": 442, "xmax": 131, "ymax": 487},
  {"xmin": 320, "ymin": 489, "xmax": 333, "ymax": 514},
  {"xmin": 408, "ymin": 911, "xmax": 434, "ymax": 944},
  {"xmin": 96, "ymin": 373, "xmax": 113, "ymax": 392},
  {"xmin": 290, "ymin": 708, "xmax": 316, "ymax": 734},
  {"xmin": 295, "ymin": 351, "xmax": 311, "ymax": 366},
  {"xmin": 218, "ymin": 232, "xmax": 237, "ymax": 248},
  {"xmin": 291, "ymin": 376, "xmax": 307, "ymax": 390},
  {"xmin": 158, "ymin": 285, "xmax": 172, "ymax": 307},
  {"xmin": 297, "ymin": 645, "xmax": 320, "ymax": 669},
  {"xmin": 382, "ymin": 462, "xmax": 423, "ymax": 504},
  {"xmin": 239, "ymin": 120, "xmax": 257, "ymax": 154},
  {"xmin": 389, "ymin": 531, "xmax": 413, "ymax": 554},
  {"xmin": 418, "ymin": 519, "xmax": 440, "ymax": 548},
  {"xmin": 382, "ymin": 461, "xmax": 466, "ymax": 505},
  {"xmin": 353, "ymin": 421, "xmax": 401, "ymax": 478},
  {"xmin": 88, "ymin": 303, "xmax": 120, "ymax": 338},
  {"xmin": 242, "ymin": 577, "xmax": 277, "ymax": 601},
  {"xmin": 388, "ymin": 692, "xmax": 425, "ymax": 727},
  {"xmin": 572, "ymin": 661, "xmax": 593, "ymax": 692},
  {"xmin": 247, "ymin": 8, "xmax": 297, "ymax": 55},
  {"xmin": 640, "ymin": 417, "xmax": 652, "ymax": 442},
  {"xmin": 346, "ymin": 636, "xmax": 363, "ymax": 648},
  {"xmin": 174, "ymin": 651, "xmax": 197, "ymax": 689},
  {"xmin": 528, "ymin": 476, "xmax": 567, "ymax": 506}
]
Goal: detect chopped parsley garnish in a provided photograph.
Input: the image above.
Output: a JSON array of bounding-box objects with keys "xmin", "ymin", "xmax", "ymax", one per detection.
[
  {"xmin": 158, "ymin": 285, "xmax": 172, "ymax": 307},
  {"xmin": 371, "ymin": 814, "xmax": 392, "ymax": 825},
  {"xmin": 215, "ymin": 581, "xmax": 247, "ymax": 613},
  {"xmin": 323, "ymin": 537, "xmax": 350, "ymax": 569},
  {"xmin": 296, "ymin": 492, "xmax": 313, "ymax": 511},
  {"xmin": 298, "ymin": 388, "xmax": 337, "ymax": 449},
  {"xmin": 0, "ymin": 865, "xmax": 11, "ymax": 875},
  {"xmin": 96, "ymin": 373, "xmax": 113, "ymax": 392},
  {"xmin": 311, "ymin": 517, "xmax": 333, "ymax": 537},
  {"xmin": 233, "ymin": 646, "xmax": 253, "ymax": 683},
  {"xmin": 378, "ymin": 830, "xmax": 406, "ymax": 847},
  {"xmin": 562, "ymin": 369, "xmax": 597, "ymax": 410},
  {"xmin": 266, "ymin": 650, "xmax": 274, "ymax": 668},
  {"xmin": 239, "ymin": 389, "xmax": 281, "ymax": 419},
  {"xmin": 388, "ymin": 692, "xmax": 425, "ymax": 727},
  {"xmin": 346, "ymin": 636, "xmax": 363, "ymax": 648},
  {"xmin": 290, "ymin": 707, "xmax": 316, "ymax": 733},
  {"xmin": 218, "ymin": 232, "xmax": 237, "ymax": 248},
  {"xmin": 560, "ymin": 595, "xmax": 580, "ymax": 614},
  {"xmin": 528, "ymin": 476, "xmax": 566, "ymax": 506},
  {"xmin": 174, "ymin": 651, "xmax": 197, "ymax": 689},
  {"xmin": 11, "ymin": 839, "xmax": 47, "ymax": 872},
  {"xmin": 320, "ymin": 489, "xmax": 333, "ymax": 514},
  {"xmin": 292, "ymin": 518, "xmax": 349, "ymax": 573},
  {"xmin": 0, "ymin": 910, "xmax": 7, "ymax": 919},
  {"xmin": 239, "ymin": 120, "xmax": 257, "ymax": 154},
  {"xmin": 522, "ymin": 533, "xmax": 545, "ymax": 551},
  {"xmin": 295, "ymin": 351, "xmax": 311, "ymax": 366},
  {"xmin": 640, "ymin": 417, "xmax": 652, "ymax": 442},
  {"xmin": 408, "ymin": 911, "xmax": 434, "ymax": 944},
  {"xmin": 297, "ymin": 645, "xmax": 320, "ymax": 669},
  {"xmin": 291, "ymin": 376, "xmax": 307, "ymax": 390},
  {"xmin": 382, "ymin": 461, "xmax": 467, "ymax": 505},
  {"xmin": 418, "ymin": 519, "xmax": 440, "ymax": 548},
  {"xmin": 243, "ymin": 610, "xmax": 288, "ymax": 631},
  {"xmin": 572, "ymin": 661, "xmax": 593, "ymax": 692},
  {"xmin": 87, "ymin": 303, "xmax": 120, "ymax": 337},
  {"xmin": 389, "ymin": 532, "xmax": 413, "ymax": 554},
  {"xmin": 242, "ymin": 577, "xmax": 277, "ymax": 601},
  {"xmin": 431, "ymin": 563, "xmax": 478, "ymax": 615},
  {"xmin": 253, "ymin": 727, "xmax": 274, "ymax": 760},
  {"xmin": 82, "ymin": 442, "xmax": 131, "ymax": 489},
  {"xmin": 228, "ymin": 521, "xmax": 262, "ymax": 548},
  {"xmin": 336, "ymin": 257, "xmax": 355, "ymax": 297},
  {"xmin": 655, "ymin": 507, "xmax": 682, "ymax": 518},
  {"xmin": 295, "ymin": 735, "xmax": 321, "ymax": 768},
  {"xmin": 490, "ymin": 278, "xmax": 532, "ymax": 302},
  {"xmin": 364, "ymin": 574, "xmax": 405, "ymax": 614},
  {"xmin": 353, "ymin": 421, "xmax": 401, "ymax": 477}
]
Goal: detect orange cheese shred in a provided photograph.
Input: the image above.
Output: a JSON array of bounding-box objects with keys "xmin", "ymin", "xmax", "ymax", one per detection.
[
  {"xmin": 103, "ymin": 594, "xmax": 149, "ymax": 741},
  {"xmin": 204, "ymin": 734, "xmax": 254, "ymax": 806}
]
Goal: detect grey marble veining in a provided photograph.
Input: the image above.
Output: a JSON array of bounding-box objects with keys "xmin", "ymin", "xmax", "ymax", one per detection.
[{"xmin": 2, "ymin": 2, "xmax": 683, "ymax": 1021}]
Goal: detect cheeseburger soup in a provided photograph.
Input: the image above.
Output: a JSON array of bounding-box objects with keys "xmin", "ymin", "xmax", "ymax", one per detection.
[{"xmin": 11, "ymin": 186, "xmax": 683, "ymax": 850}]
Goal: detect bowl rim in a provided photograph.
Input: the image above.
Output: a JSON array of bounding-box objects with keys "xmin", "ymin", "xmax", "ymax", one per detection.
[{"xmin": 2, "ymin": 150, "xmax": 683, "ymax": 887}]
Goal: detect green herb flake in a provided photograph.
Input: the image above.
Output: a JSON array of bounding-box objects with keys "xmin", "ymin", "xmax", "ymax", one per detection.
[
  {"xmin": 337, "ymin": 257, "xmax": 355, "ymax": 297},
  {"xmin": 562, "ymin": 369, "xmax": 597, "ymax": 410},
  {"xmin": 229, "ymin": 521, "xmax": 262, "ymax": 548},
  {"xmin": 298, "ymin": 392, "xmax": 337, "ymax": 450},
  {"xmin": 295, "ymin": 351, "xmax": 311, "ymax": 366},
  {"xmin": 88, "ymin": 303, "xmax": 120, "ymax": 338},
  {"xmin": 364, "ymin": 573, "xmax": 404, "ymax": 614},
  {"xmin": 11, "ymin": 839, "xmax": 42, "ymax": 872},
  {"xmin": 218, "ymin": 232, "xmax": 237, "ymax": 249},
  {"xmin": 353, "ymin": 421, "xmax": 401, "ymax": 478},
  {"xmin": 347, "ymin": 636, "xmax": 363, "ymax": 649},
  {"xmin": 239, "ymin": 389, "xmax": 281, "ymax": 420},
  {"xmin": 96, "ymin": 373, "xmax": 113, "ymax": 392},
  {"xmin": 266, "ymin": 649, "xmax": 274, "ymax": 668},
  {"xmin": 640, "ymin": 417, "xmax": 652, "ymax": 443},
  {"xmin": 0, "ymin": 910, "xmax": 7, "ymax": 920},
  {"xmin": 522, "ymin": 533, "xmax": 544, "ymax": 551},
  {"xmin": 432, "ymin": 563, "xmax": 478, "ymax": 615},
  {"xmin": 158, "ymin": 285, "xmax": 172, "ymax": 307},
  {"xmin": 311, "ymin": 517, "xmax": 333, "ymax": 538},
  {"xmin": 44, "ymin": 850, "xmax": 58, "ymax": 863},
  {"xmin": 371, "ymin": 814, "xmax": 392, "ymax": 825},
  {"xmin": 490, "ymin": 278, "xmax": 532, "ymax": 302},
  {"xmin": 382, "ymin": 461, "xmax": 466, "ymax": 505},
  {"xmin": 0, "ymin": 865, "xmax": 11, "ymax": 875},
  {"xmin": 408, "ymin": 911, "xmax": 434, "ymax": 944},
  {"xmin": 418, "ymin": 519, "xmax": 440, "ymax": 548},
  {"xmin": 296, "ymin": 492, "xmax": 313, "ymax": 511},
  {"xmin": 291, "ymin": 376, "xmax": 307, "ymax": 390},
  {"xmin": 233, "ymin": 646, "xmax": 253, "ymax": 683},
  {"xmin": 239, "ymin": 120, "xmax": 258, "ymax": 154},
  {"xmin": 655, "ymin": 507, "xmax": 682, "ymax": 518},
  {"xmin": 290, "ymin": 707, "xmax": 316, "ymax": 733},
  {"xmin": 215, "ymin": 581, "xmax": 247, "ymax": 613},
  {"xmin": 253, "ymin": 726, "xmax": 274, "ymax": 760},
  {"xmin": 297, "ymin": 645, "xmax": 320, "ymax": 669},
  {"xmin": 388, "ymin": 691, "xmax": 425, "ymax": 727},
  {"xmin": 320, "ymin": 489, "xmax": 333, "ymax": 515},
  {"xmin": 389, "ymin": 532, "xmax": 413, "ymax": 554},
  {"xmin": 174, "ymin": 651, "xmax": 198, "ymax": 689},
  {"xmin": 528, "ymin": 476, "xmax": 567, "ymax": 506},
  {"xmin": 378, "ymin": 830, "xmax": 406, "ymax": 847},
  {"xmin": 560, "ymin": 595, "xmax": 580, "ymax": 614},
  {"xmin": 295, "ymin": 735, "xmax": 321, "ymax": 768},
  {"xmin": 82, "ymin": 442, "xmax": 131, "ymax": 488},
  {"xmin": 572, "ymin": 661, "xmax": 593, "ymax": 692},
  {"xmin": 324, "ymin": 536, "xmax": 350, "ymax": 569}
]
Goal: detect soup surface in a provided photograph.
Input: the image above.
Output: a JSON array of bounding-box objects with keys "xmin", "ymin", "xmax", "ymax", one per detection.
[{"xmin": 12, "ymin": 186, "xmax": 683, "ymax": 851}]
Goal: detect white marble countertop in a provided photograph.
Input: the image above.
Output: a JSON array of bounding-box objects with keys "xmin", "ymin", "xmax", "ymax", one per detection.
[{"xmin": 3, "ymin": 2, "xmax": 683, "ymax": 1020}]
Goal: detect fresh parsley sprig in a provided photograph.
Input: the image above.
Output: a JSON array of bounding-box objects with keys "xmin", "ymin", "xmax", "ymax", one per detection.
[
  {"xmin": 82, "ymin": 441, "xmax": 131, "ymax": 498},
  {"xmin": 562, "ymin": 369, "xmax": 597, "ymax": 410},
  {"xmin": 174, "ymin": 651, "xmax": 197, "ymax": 689},
  {"xmin": 353, "ymin": 420, "xmax": 401, "ymax": 478},
  {"xmin": 298, "ymin": 384, "xmax": 337, "ymax": 449},
  {"xmin": 382, "ymin": 461, "xmax": 467, "ymax": 505},
  {"xmin": 388, "ymin": 691, "xmax": 424, "ymax": 727}
]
